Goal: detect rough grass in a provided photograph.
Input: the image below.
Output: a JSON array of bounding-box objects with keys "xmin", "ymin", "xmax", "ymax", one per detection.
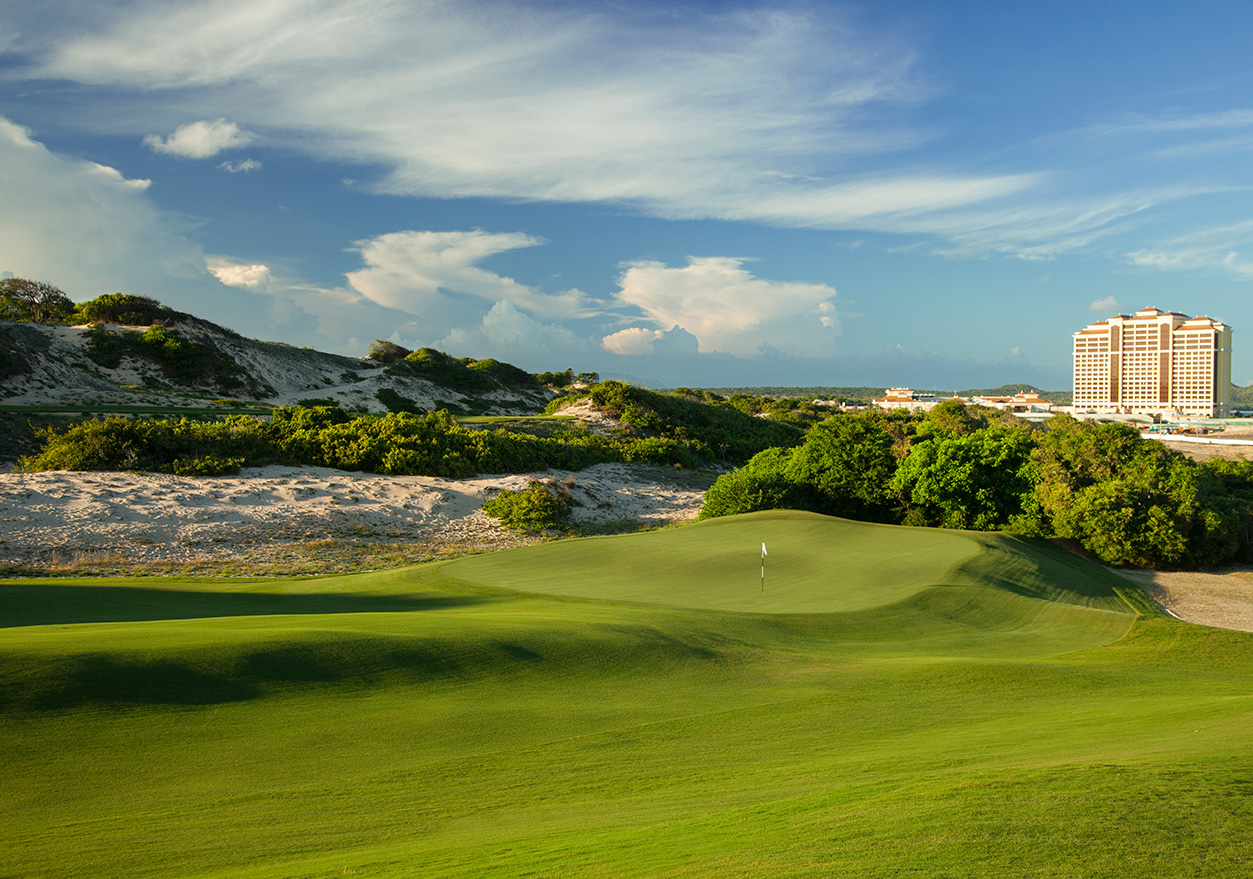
[{"xmin": 2, "ymin": 514, "xmax": 1251, "ymax": 877}]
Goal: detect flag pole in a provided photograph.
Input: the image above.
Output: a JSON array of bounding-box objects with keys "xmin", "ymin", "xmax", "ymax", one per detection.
[{"xmin": 761, "ymin": 542, "xmax": 767, "ymax": 593}]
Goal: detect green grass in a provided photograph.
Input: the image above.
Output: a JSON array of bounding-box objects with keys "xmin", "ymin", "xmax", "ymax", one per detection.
[{"xmin": 2, "ymin": 513, "xmax": 1252, "ymax": 877}]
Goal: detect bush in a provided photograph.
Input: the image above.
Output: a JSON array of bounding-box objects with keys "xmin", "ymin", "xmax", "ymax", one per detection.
[
  {"xmin": 367, "ymin": 339, "xmax": 411, "ymax": 364},
  {"xmin": 482, "ymin": 481, "xmax": 573, "ymax": 533},
  {"xmin": 375, "ymin": 388, "xmax": 424, "ymax": 414},
  {"xmin": 76, "ymin": 294, "xmax": 170, "ymax": 326}
]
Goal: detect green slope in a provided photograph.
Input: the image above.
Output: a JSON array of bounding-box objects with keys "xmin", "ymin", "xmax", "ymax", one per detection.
[{"xmin": 2, "ymin": 516, "xmax": 1252, "ymax": 878}]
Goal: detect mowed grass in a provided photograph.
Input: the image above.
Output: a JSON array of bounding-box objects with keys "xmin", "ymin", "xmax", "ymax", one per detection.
[{"xmin": 2, "ymin": 512, "xmax": 1252, "ymax": 877}]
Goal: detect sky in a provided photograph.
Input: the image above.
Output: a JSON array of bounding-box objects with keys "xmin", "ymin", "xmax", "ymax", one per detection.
[{"xmin": 2, "ymin": 1, "xmax": 1253, "ymax": 390}]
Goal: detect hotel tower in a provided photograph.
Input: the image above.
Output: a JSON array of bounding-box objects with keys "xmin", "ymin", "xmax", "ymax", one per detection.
[{"xmin": 1073, "ymin": 307, "xmax": 1232, "ymax": 417}]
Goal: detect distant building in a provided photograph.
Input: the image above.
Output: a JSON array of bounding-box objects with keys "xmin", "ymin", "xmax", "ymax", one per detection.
[
  {"xmin": 872, "ymin": 388, "xmax": 967, "ymax": 412},
  {"xmin": 973, "ymin": 391, "xmax": 1054, "ymax": 413},
  {"xmin": 1073, "ymin": 307, "xmax": 1232, "ymax": 417}
]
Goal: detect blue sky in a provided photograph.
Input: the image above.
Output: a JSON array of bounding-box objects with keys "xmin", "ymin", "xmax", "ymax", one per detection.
[{"xmin": 2, "ymin": 0, "xmax": 1252, "ymax": 389}]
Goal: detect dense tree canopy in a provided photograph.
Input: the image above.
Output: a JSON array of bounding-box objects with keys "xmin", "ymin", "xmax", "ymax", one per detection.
[
  {"xmin": 892, "ymin": 426, "xmax": 1037, "ymax": 531},
  {"xmin": 700, "ymin": 406, "xmax": 1253, "ymax": 570}
]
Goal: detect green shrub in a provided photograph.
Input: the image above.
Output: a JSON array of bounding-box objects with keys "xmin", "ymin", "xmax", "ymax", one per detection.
[
  {"xmin": 468, "ymin": 358, "xmax": 542, "ymax": 392},
  {"xmin": 699, "ymin": 448, "xmax": 809, "ymax": 519},
  {"xmin": 374, "ymin": 388, "xmax": 424, "ymax": 414},
  {"xmin": 367, "ymin": 340, "xmax": 411, "ymax": 364},
  {"xmin": 76, "ymin": 293, "xmax": 170, "ymax": 326},
  {"xmin": 482, "ymin": 481, "xmax": 573, "ymax": 533},
  {"xmin": 0, "ymin": 278, "xmax": 75, "ymax": 323}
]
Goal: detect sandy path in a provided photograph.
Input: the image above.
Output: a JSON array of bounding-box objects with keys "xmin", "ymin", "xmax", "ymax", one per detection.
[{"xmin": 0, "ymin": 463, "xmax": 709, "ymax": 575}]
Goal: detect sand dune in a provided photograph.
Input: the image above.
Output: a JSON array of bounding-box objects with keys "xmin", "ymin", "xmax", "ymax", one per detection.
[{"xmin": 0, "ymin": 463, "xmax": 707, "ymax": 575}]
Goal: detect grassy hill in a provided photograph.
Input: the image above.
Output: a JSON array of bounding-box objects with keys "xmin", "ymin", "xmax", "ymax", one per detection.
[{"xmin": 3, "ymin": 514, "xmax": 1252, "ymax": 876}]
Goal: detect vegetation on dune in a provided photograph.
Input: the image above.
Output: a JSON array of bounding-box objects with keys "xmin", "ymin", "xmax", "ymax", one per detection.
[
  {"xmin": 482, "ymin": 480, "xmax": 574, "ymax": 533},
  {"xmin": 547, "ymin": 380, "xmax": 807, "ymax": 464},
  {"xmin": 17, "ymin": 404, "xmax": 699, "ymax": 478},
  {"xmin": 0, "ymin": 277, "xmax": 76, "ymax": 323}
]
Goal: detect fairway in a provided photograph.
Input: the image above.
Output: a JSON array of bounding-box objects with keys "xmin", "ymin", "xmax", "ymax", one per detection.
[{"xmin": 3, "ymin": 512, "xmax": 1252, "ymax": 878}]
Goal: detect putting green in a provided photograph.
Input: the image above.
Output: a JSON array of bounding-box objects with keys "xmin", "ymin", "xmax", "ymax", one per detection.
[{"xmin": 443, "ymin": 510, "xmax": 990, "ymax": 613}]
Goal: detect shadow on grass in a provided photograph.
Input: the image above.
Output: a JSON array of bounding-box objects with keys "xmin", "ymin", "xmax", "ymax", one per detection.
[
  {"xmin": 0, "ymin": 583, "xmax": 489, "ymax": 629},
  {"xmin": 0, "ymin": 635, "xmax": 558, "ymax": 712}
]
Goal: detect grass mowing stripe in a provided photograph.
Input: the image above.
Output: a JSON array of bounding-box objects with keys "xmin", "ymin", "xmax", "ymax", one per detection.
[{"xmin": 0, "ymin": 514, "xmax": 1247, "ymax": 876}]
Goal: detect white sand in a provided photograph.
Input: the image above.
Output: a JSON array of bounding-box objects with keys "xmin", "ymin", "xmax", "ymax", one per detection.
[{"xmin": 0, "ymin": 463, "xmax": 707, "ymax": 573}]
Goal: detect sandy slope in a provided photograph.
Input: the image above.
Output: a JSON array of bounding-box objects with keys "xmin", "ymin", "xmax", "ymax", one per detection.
[
  {"xmin": 1115, "ymin": 567, "xmax": 1253, "ymax": 633},
  {"xmin": 0, "ymin": 463, "xmax": 707, "ymax": 575}
]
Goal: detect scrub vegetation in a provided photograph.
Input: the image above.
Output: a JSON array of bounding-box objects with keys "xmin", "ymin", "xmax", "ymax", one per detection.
[{"xmin": 3, "ymin": 513, "xmax": 1251, "ymax": 877}]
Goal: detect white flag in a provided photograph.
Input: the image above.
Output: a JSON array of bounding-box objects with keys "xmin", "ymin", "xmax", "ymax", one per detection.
[{"xmin": 761, "ymin": 543, "xmax": 767, "ymax": 556}]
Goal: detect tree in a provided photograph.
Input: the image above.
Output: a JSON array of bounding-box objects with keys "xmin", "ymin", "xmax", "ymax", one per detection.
[
  {"xmin": 0, "ymin": 278, "xmax": 74, "ymax": 323},
  {"xmin": 892, "ymin": 426, "xmax": 1037, "ymax": 531},
  {"xmin": 699, "ymin": 447, "xmax": 807, "ymax": 519},
  {"xmin": 1032, "ymin": 416, "xmax": 1240, "ymax": 568},
  {"xmin": 784, "ymin": 414, "xmax": 900, "ymax": 521}
]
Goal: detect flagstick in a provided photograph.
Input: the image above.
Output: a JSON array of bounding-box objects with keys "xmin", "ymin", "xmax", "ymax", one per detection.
[{"xmin": 761, "ymin": 544, "xmax": 765, "ymax": 593}]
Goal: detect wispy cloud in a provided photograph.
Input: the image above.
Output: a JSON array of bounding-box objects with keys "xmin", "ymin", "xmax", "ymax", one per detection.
[
  {"xmin": 1127, "ymin": 220, "xmax": 1253, "ymax": 280},
  {"xmin": 0, "ymin": 116, "xmax": 204, "ymax": 296},
  {"xmin": 144, "ymin": 119, "xmax": 253, "ymax": 158},
  {"xmin": 11, "ymin": 1, "xmax": 1053, "ymax": 239},
  {"xmin": 218, "ymin": 157, "xmax": 261, "ymax": 173}
]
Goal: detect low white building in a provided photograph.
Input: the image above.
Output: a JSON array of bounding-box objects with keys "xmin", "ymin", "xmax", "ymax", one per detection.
[
  {"xmin": 973, "ymin": 391, "xmax": 1054, "ymax": 413},
  {"xmin": 872, "ymin": 388, "xmax": 968, "ymax": 412}
]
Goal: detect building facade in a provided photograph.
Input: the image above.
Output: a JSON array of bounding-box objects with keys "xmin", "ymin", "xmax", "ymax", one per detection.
[{"xmin": 1073, "ymin": 307, "xmax": 1232, "ymax": 417}]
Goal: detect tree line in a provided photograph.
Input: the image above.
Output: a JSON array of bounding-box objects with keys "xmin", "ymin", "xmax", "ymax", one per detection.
[{"xmin": 700, "ymin": 400, "xmax": 1253, "ymax": 569}]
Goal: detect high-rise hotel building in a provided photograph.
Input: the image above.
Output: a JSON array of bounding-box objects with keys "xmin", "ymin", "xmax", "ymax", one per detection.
[{"xmin": 1073, "ymin": 307, "xmax": 1232, "ymax": 417}]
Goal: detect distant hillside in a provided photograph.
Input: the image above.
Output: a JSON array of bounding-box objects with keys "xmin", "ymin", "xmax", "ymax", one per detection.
[{"xmin": 0, "ymin": 301, "xmax": 553, "ymax": 417}]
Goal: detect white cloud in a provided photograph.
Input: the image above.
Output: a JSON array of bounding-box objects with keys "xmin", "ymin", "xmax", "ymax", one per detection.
[
  {"xmin": 1087, "ymin": 296, "xmax": 1123, "ymax": 314},
  {"xmin": 0, "ymin": 115, "xmax": 205, "ymax": 296},
  {"xmin": 18, "ymin": 0, "xmax": 1046, "ymax": 236},
  {"xmin": 144, "ymin": 119, "xmax": 253, "ymax": 158},
  {"xmin": 10, "ymin": 1, "xmax": 1253, "ymax": 260},
  {"xmin": 345, "ymin": 229, "xmax": 595, "ymax": 325},
  {"xmin": 218, "ymin": 158, "xmax": 261, "ymax": 173},
  {"xmin": 438, "ymin": 299, "xmax": 587, "ymax": 366},
  {"xmin": 612, "ymin": 257, "xmax": 840, "ymax": 357},
  {"xmin": 602, "ymin": 327, "xmax": 664, "ymax": 357},
  {"xmin": 1126, "ymin": 221, "xmax": 1253, "ymax": 280},
  {"xmin": 207, "ymin": 259, "xmax": 271, "ymax": 290}
]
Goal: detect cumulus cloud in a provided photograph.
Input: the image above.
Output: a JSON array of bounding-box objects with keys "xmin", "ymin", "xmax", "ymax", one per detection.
[
  {"xmin": 612, "ymin": 257, "xmax": 840, "ymax": 357},
  {"xmin": 1087, "ymin": 296, "xmax": 1123, "ymax": 313},
  {"xmin": 207, "ymin": 258, "xmax": 271, "ymax": 290},
  {"xmin": 0, "ymin": 115, "xmax": 205, "ymax": 295},
  {"xmin": 144, "ymin": 119, "xmax": 253, "ymax": 158},
  {"xmin": 602, "ymin": 327, "xmax": 664, "ymax": 357},
  {"xmin": 345, "ymin": 229, "xmax": 595, "ymax": 326},
  {"xmin": 218, "ymin": 158, "xmax": 261, "ymax": 173},
  {"xmin": 437, "ymin": 299, "xmax": 587, "ymax": 366}
]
